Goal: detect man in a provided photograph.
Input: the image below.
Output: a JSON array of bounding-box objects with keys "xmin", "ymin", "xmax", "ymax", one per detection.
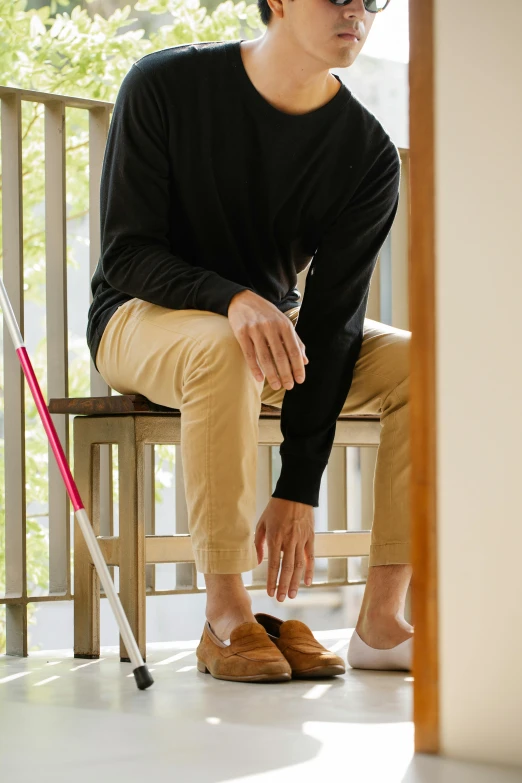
[{"xmin": 87, "ymin": 0, "xmax": 413, "ymax": 683}]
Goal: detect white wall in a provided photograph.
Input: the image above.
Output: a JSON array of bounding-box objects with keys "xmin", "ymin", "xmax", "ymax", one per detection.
[{"xmin": 436, "ymin": 0, "xmax": 522, "ymax": 767}]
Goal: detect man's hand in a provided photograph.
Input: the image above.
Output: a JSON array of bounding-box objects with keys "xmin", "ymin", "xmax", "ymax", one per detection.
[
  {"xmin": 254, "ymin": 497, "xmax": 315, "ymax": 601},
  {"xmin": 228, "ymin": 290, "xmax": 309, "ymax": 391}
]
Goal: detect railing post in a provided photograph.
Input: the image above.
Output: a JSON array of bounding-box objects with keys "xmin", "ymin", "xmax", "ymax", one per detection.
[
  {"xmin": 45, "ymin": 98, "xmax": 70, "ymax": 597},
  {"xmin": 1, "ymin": 92, "xmax": 28, "ymax": 656},
  {"xmin": 327, "ymin": 447, "xmax": 349, "ymax": 583},
  {"xmin": 175, "ymin": 446, "xmax": 196, "ymax": 589},
  {"xmin": 88, "ymin": 105, "xmax": 111, "ymax": 399}
]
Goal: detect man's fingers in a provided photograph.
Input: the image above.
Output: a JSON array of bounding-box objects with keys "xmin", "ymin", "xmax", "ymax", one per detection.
[
  {"xmin": 250, "ymin": 330, "xmax": 288, "ymax": 391},
  {"xmin": 250, "ymin": 323, "xmax": 308, "ymax": 391},
  {"xmin": 281, "ymin": 332, "xmax": 307, "ymax": 384},
  {"xmin": 288, "ymin": 547, "xmax": 306, "ymax": 598},
  {"xmin": 304, "ymin": 537, "xmax": 315, "ymax": 586},
  {"xmin": 267, "ymin": 325, "xmax": 307, "ymax": 388},
  {"xmin": 254, "ymin": 522, "xmax": 265, "ymax": 565},
  {"xmin": 276, "ymin": 545, "xmax": 296, "ymax": 601},
  {"xmin": 266, "ymin": 540, "xmax": 282, "ymax": 597},
  {"xmin": 265, "ymin": 331, "xmax": 297, "ymax": 391},
  {"xmin": 235, "ymin": 331, "xmax": 265, "ymax": 383}
]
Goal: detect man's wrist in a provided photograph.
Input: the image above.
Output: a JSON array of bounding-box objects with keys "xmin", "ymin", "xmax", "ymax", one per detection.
[
  {"xmin": 228, "ymin": 289, "xmax": 255, "ymax": 314},
  {"xmin": 270, "ymin": 496, "xmax": 313, "ymax": 509},
  {"xmin": 272, "ymin": 451, "xmax": 326, "ymax": 508}
]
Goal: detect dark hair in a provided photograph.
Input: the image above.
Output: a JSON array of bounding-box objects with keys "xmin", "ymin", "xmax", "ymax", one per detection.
[{"xmin": 257, "ymin": 0, "xmax": 272, "ymax": 26}]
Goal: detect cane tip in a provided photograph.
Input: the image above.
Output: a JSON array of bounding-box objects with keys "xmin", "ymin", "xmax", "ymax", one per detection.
[{"xmin": 133, "ymin": 665, "xmax": 154, "ymax": 690}]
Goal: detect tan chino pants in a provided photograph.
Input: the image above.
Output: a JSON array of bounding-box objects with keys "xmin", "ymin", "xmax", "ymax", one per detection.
[{"xmin": 95, "ymin": 297, "xmax": 411, "ymax": 573}]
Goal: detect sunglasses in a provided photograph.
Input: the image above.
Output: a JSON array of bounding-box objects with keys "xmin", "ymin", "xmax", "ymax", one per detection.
[{"xmin": 327, "ymin": 0, "xmax": 390, "ymax": 11}]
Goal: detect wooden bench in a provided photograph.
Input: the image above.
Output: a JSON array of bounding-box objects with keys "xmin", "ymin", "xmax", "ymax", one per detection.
[{"xmin": 49, "ymin": 393, "xmax": 381, "ymax": 662}]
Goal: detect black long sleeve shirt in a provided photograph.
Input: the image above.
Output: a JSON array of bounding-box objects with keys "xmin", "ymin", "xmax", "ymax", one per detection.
[{"xmin": 87, "ymin": 39, "xmax": 401, "ymax": 507}]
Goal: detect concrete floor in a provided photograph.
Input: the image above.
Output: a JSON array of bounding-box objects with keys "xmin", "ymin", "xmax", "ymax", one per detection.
[{"xmin": 1, "ymin": 628, "xmax": 521, "ymax": 783}]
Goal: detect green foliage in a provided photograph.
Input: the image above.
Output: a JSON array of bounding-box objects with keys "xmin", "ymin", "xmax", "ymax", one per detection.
[{"xmin": 0, "ymin": 0, "xmax": 262, "ymax": 652}]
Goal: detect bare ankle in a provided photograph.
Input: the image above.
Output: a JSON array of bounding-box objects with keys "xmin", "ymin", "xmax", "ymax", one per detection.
[
  {"xmin": 205, "ymin": 605, "xmax": 256, "ymax": 643},
  {"xmin": 355, "ymin": 564, "xmax": 413, "ymax": 648},
  {"xmin": 204, "ymin": 573, "xmax": 254, "ymax": 630},
  {"xmin": 356, "ymin": 613, "xmax": 412, "ymax": 649}
]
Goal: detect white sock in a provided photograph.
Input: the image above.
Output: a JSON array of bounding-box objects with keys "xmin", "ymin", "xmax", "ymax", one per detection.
[
  {"xmin": 347, "ymin": 630, "xmax": 412, "ymax": 671},
  {"xmin": 209, "ymin": 624, "xmax": 231, "ymax": 646}
]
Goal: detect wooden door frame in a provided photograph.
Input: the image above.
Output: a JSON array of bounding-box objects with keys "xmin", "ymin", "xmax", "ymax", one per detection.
[{"xmin": 409, "ymin": 0, "xmax": 439, "ymax": 753}]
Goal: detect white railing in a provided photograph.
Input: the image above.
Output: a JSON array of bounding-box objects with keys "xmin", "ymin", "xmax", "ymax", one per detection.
[{"xmin": 0, "ymin": 84, "xmax": 409, "ymax": 656}]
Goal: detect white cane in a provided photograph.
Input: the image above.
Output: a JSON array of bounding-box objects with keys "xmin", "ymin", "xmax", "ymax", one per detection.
[{"xmin": 0, "ymin": 276, "xmax": 153, "ymax": 690}]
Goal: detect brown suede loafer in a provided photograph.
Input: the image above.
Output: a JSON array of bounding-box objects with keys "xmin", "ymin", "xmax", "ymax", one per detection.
[
  {"xmin": 254, "ymin": 612, "xmax": 346, "ymax": 678},
  {"xmin": 196, "ymin": 620, "xmax": 292, "ymax": 683}
]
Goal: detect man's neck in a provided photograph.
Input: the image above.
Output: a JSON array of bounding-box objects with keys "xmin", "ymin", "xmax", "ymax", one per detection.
[{"xmin": 239, "ymin": 35, "xmax": 340, "ymax": 116}]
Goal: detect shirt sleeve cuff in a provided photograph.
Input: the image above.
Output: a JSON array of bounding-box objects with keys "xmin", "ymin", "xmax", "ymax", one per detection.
[
  {"xmin": 194, "ymin": 273, "xmax": 254, "ymax": 317},
  {"xmin": 271, "ymin": 451, "xmax": 326, "ymax": 508}
]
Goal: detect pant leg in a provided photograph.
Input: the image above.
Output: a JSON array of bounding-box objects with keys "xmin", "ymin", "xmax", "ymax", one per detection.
[
  {"xmin": 95, "ymin": 297, "xmax": 264, "ymax": 574},
  {"xmin": 261, "ymin": 313, "xmax": 411, "ymax": 567}
]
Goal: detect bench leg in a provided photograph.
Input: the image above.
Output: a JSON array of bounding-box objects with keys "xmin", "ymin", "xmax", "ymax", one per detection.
[
  {"xmin": 118, "ymin": 420, "xmax": 146, "ymax": 663},
  {"xmin": 73, "ymin": 418, "xmax": 100, "ymax": 659}
]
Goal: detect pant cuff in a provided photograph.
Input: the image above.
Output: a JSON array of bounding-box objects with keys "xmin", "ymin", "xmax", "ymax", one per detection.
[
  {"xmin": 193, "ymin": 544, "xmax": 259, "ymax": 574},
  {"xmin": 369, "ymin": 542, "xmax": 411, "ymax": 567}
]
